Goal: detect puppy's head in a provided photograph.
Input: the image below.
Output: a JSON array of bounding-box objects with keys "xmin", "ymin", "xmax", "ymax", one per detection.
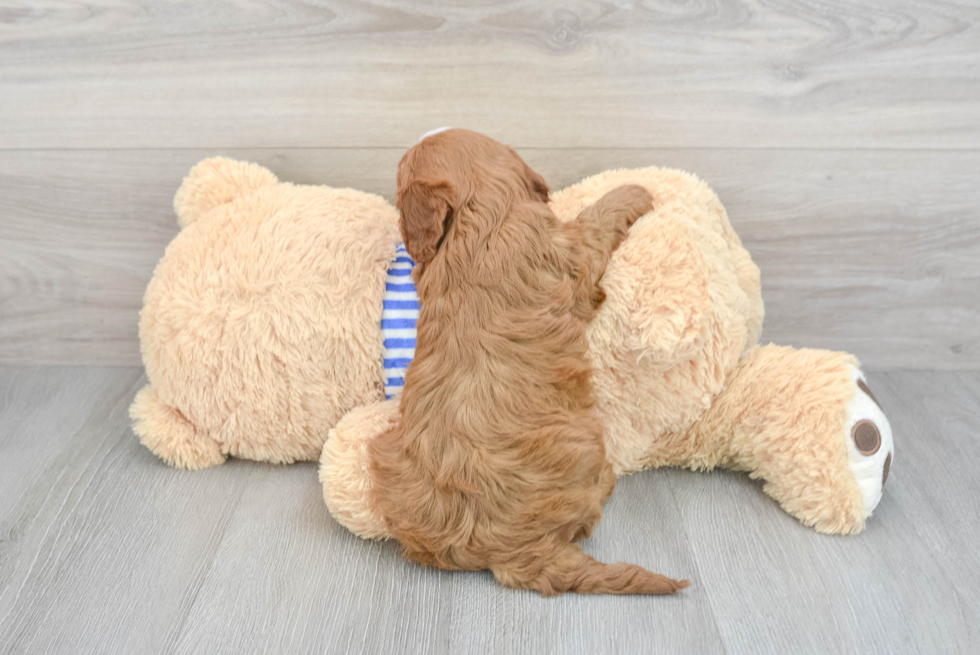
[{"xmin": 396, "ymin": 129, "xmax": 549, "ymax": 264}]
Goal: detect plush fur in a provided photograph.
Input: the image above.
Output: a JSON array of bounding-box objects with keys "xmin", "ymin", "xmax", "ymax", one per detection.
[
  {"xmin": 322, "ymin": 165, "xmax": 892, "ymax": 538},
  {"xmin": 133, "ymin": 154, "xmax": 892, "ymax": 541},
  {"xmin": 132, "ymin": 157, "xmax": 398, "ymax": 468},
  {"xmin": 366, "ymin": 129, "xmax": 686, "ymax": 595}
]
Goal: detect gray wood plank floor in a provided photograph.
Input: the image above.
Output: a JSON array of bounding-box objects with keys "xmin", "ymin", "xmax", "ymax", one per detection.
[{"xmin": 1, "ymin": 366, "xmax": 977, "ymax": 655}]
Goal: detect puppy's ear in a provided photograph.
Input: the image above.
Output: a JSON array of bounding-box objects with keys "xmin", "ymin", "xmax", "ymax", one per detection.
[
  {"xmin": 396, "ymin": 178, "xmax": 454, "ymax": 264},
  {"xmin": 522, "ymin": 161, "xmax": 550, "ymax": 203}
]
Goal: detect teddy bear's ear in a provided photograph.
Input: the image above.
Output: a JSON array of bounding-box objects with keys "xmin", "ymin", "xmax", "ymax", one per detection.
[{"xmin": 173, "ymin": 157, "xmax": 278, "ymax": 228}]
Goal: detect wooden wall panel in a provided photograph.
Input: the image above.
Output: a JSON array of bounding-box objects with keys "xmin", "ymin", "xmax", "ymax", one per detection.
[
  {"xmin": 1, "ymin": 1, "xmax": 978, "ymax": 150},
  {"xmin": 2, "ymin": 148, "xmax": 976, "ymax": 368}
]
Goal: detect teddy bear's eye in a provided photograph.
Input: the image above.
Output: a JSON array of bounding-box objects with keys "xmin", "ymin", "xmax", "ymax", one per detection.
[{"xmin": 852, "ymin": 420, "xmax": 881, "ymax": 455}]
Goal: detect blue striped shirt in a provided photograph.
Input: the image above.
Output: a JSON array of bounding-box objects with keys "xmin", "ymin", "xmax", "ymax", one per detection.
[{"xmin": 381, "ymin": 244, "xmax": 419, "ymax": 399}]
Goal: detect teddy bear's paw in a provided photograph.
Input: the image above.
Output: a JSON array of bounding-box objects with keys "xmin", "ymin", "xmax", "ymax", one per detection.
[
  {"xmin": 131, "ymin": 386, "xmax": 227, "ymax": 470},
  {"xmin": 844, "ymin": 366, "xmax": 894, "ymax": 513}
]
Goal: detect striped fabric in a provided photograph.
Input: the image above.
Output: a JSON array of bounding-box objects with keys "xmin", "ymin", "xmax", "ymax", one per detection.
[{"xmin": 381, "ymin": 244, "xmax": 419, "ymax": 399}]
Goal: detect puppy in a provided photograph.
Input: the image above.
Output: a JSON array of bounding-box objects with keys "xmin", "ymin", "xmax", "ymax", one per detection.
[{"xmin": 369, "ymin": 129, "xmax": 688, "ymax": 596}]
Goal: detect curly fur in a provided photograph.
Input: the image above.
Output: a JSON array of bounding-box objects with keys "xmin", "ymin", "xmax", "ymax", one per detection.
[{"xmin": 367, "ymin": 129, "xmax": 688, "ymax": 596}]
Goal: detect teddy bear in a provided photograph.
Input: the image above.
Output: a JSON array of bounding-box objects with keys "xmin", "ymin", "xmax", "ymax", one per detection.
[{"xmin": 131, "ymin": 156, "xmax": 893, "ymax": 537}]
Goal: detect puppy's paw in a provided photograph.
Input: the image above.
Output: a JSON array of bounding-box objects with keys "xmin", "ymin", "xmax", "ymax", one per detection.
[{"xmin": 607, "ymin": 184, "xmax": 654, "ymax": 227}]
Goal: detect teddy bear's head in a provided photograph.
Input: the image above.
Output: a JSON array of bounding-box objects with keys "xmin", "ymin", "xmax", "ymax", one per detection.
[{"xmin": 132, "ymin": 158, "xmax": 400, "ymax": 469}]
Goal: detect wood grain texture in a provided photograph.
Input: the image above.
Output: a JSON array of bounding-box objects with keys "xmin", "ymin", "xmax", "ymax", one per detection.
[
  {"xmin": 171, "ymin": 462, "xmax": 722, "ymax": 655},
  {"xmin": 2, "ymin": 0, "xmax": 978, "ymax": 368},
  {"xmin": 636, "ymin": 370, "xmax": 980, "ymax": 655},
  {"xmin": 0, "ymin": 0, "xmax": 978, "ymax": 149},
  {"xmin": 0, "ymin": 368, "xmax": 260, "ymax": 654},
  {"xmin": 869, "ymin": 370, "xmax": 980, "ymax": 611},
  {"xmin": 2, "ymin": 148, "xmax": 977, "ymax": 368},
  {"xmin": 1, "ymin": 367, "xmax": 978, "ymax": 654}
]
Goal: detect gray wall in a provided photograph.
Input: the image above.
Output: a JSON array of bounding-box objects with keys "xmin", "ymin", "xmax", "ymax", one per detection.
[{"xmin": 2, "ymin": 1, "xmax": 978, "ymax": 369}]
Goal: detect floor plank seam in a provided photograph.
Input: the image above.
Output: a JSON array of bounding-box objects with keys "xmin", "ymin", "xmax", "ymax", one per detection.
[
  {"xmin": 0, "ymin": 374, "xmax": 142, "ymax": 634},
  {"xmin": 161, "ymin": 471, "xmax": 257, "ymax": 655},
  {"xmin": 662, "ymin": 475, "xmax": 730, "ymax": 655}
]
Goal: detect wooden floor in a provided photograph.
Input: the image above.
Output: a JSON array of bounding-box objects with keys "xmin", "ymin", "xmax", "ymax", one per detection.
[
  {"xmin": 2, "ymin": 1, "xmax": 979, "ymax": 653},
  {"xmin": 0, "ymin": 367, "xmax": 977, "ymax": 654}
]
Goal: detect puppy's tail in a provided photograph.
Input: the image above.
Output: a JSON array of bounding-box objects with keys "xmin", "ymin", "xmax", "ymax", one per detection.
[{"xmin": 493, "ymin": 540, "xmax": 689, "ymax": 596}]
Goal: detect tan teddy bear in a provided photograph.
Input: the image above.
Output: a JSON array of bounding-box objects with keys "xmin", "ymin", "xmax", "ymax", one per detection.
[{"xmin": 132, "ymin": 157, "xmax": 893, "ymax": 537}]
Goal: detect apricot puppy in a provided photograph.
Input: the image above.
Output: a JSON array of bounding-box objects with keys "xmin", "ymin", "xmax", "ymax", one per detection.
[{"xmin": 369, "ymin": 129, "xmax": 688, "ymax": 595}]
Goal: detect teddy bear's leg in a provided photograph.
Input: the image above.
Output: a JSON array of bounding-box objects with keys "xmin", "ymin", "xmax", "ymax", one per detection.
[
  {"xmin": 842, "ymin": 365, "xmax": 894, "ymax": 514},
  {"xmin": 319, "ymin": 400, "xmax": 397, "ymax": 540},
  {"xmin": 655, "ymin": 345, "xmax": 893, "ymax": 535},
  {"xmin": 129, "ymin": 385, "xmax": 226, "ymax": 470}
]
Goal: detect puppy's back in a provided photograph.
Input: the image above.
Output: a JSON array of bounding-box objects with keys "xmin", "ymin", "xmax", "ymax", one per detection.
[{"xmin": 371, "ymin": 132, "xmax": 687, "ymax": 595}]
